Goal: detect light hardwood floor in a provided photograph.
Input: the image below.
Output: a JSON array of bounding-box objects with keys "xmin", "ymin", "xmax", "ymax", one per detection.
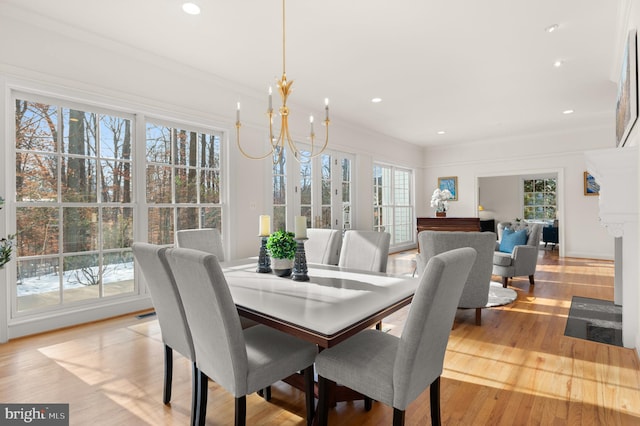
[{"xmin": 1, "ymin": 249, "xmax": 639, "ymax": 425}]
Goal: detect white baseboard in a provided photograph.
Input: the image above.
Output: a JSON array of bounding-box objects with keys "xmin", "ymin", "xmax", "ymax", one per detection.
[
  {"xmin": 6, "ymin": 296, "xmax": 153, "ymax": 341},
  {"xmin": 564, "ymin": 251, "xmax": 614, "ymax": 261}
]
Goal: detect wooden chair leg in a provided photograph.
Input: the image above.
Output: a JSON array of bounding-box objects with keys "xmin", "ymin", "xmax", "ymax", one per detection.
[
  {"xmin": 529, "ymin": 275, "xmax": 535, "ymax": 286},
  {"xmin": 235, "ymin": 396, "xmax": 247, "ymax": 426},
  {"xmin": 163, "ymin": 344, "xmax": 173, "ymax": 404},
  {"xmin": 475, "ymin": 308, "xmax": 482, "ymax": 326},
  {"xmin": 393, "ymin": 408, "xmax": 406, "ymax": 426},
  {"xmin": 303, "ymin": 366, "xmax": 315, "ymax": 426},
  {"xmin": 190, "ymin": 364, "xmax": 199, "ymax": 426},
  {"xmin": 430, "ymin": 376, "xmax": 441, "ymax": 426},
  {"xmin": 502, "ymin": 277, "xmax": 509, "ymax": 288},
  {"xmin": 317, "ymin": 376, "xmax": 331, "ymax": 426}
]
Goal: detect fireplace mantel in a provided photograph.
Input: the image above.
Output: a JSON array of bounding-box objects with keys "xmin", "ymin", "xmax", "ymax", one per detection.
[{"xmin": 585, "ymin": 146, "xmax": 638, "ymax": 349}]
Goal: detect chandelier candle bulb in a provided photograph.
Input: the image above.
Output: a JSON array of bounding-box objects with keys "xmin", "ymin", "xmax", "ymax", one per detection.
[
  {"xmin": 325, "ymin": 98, "xmax": 329, "ymax": 121},
  {"xmin": 310, "ymin": 115, "xmax": 314, "ymax": 134},
  {"xmin": 236, "ymin": 102, "xmax": 240, "ymax": 123},
  {"xmin": 268, "ymin": 87, "xmax": 272, "ymax": 110},
  {"xmin": 259, "ymin": 215, "xmax": 271, "ymax": 237},
  {"xmin": 294, "ymin": 216, "xmax": 307, "ymax": 239}
]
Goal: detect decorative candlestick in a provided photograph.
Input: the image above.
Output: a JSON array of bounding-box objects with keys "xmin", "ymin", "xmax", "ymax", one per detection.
[
  {"xmin": 257, "ymin": 236, "xmax": 272, "ymax": 273},
  {"xmin": 292, "ymin": 238, "xmax": 309, "ymax": 281}
]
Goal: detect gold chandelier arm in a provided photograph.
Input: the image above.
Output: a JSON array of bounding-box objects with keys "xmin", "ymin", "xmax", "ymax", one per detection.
[
  {"xmin": 309, "ymin": 119, "xmax": 330, "ymax": 157},
  {"xmin": 236, "ymin": 122, "xmax": 275, "ymax": 160},
  {"xmin": 268, "ymin": 110, "xmax": 279, "ymax": 150}
]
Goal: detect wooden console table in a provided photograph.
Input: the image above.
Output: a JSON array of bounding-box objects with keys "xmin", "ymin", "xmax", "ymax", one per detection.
[
  {"xmin": 416, "ymin": 217, "xmax": 481, "ymax": 252},
  {"xmin": 417, "ymin": 217, "xmax": 481, "ymax": 234}
]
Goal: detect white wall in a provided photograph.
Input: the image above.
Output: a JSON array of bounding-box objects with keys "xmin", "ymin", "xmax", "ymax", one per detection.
[
  {"xmin": 0, "ymin": 12, "xmax": 424, "ymax": 261},
  {"xmin": 613, "ymin": 0, "xmax": 640, "ymax": 355},
  {"xmin": 479, "ymin": 175, "xmax": 522, "ymax": 224},
  {"xmin": 421, "ymin": 125, "xmax": 615, "ymax": 259}
]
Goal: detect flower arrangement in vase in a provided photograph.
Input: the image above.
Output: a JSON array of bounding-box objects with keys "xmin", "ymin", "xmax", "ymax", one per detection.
[
  {"xmin": 430, "ymin": 188, "xmax": 452, "ymax": 217},
  {"xmin": 266, "ymin": 230, "xmax": 297, "ymax": 277}
]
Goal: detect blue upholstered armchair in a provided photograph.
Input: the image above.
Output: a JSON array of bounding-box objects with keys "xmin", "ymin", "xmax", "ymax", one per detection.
[{"xmin": 492, "ymin": 221, "xmax": 543, "ymax": 288}]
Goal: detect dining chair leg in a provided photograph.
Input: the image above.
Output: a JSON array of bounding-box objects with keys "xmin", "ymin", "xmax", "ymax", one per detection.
[
  {"xmin": 235, "ymin": 396, "xmax": 247, "ymax": 426},
  {"xmin": 303, "ymin": 366, "xmax": 315, "ymax": 426},
  {"xmin": 163, "ymin": 344, "xmax": 173, "ymax": 404},
  {"xmin": 257, "ymin": 386, "xmax": 272, "ymax": 401},
  {"xmin": 392, "ymin": 408, "xmax": 405, "ymax": 426},
  {"xmin": 364, "ymin": 396, "xmax": 373, "ymax": 411},
  {"xmin": 502, "ymin": 277, "xmax": 509, "ymax": 288},
  {"xmin": 529, "ymin": 275, "xmax": 535, "ymax": 286},
  {"xmin": 430, "ymin": 376, "xmax": 441, "ymax": 426},
  {"xmin": 190, "ymin": 363, "xmax": 199, "ymax": 426},
  {"xmin": 475, "ymin": 308, "xmax": 482, "ymax": 326},
  {"xmin": 317, "ymin": 376, "xmax": 330, "ymax": 426},
  {"xmin": 197, "ymin": 370, "xmax": 208, "ymax": 426}
]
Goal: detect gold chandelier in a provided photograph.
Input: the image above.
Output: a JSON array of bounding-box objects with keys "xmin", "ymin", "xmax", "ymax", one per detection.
[{"xmin": 235, "ymin": 0, "xmax": 330, "ymax": 163}]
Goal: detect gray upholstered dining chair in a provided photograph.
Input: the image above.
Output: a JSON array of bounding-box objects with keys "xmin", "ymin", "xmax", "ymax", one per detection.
[
  {"xmin": 493, "ymin": 221, "xmax": 543, "ymax": 288},
  {"xmin": 338, "ymin": 230, "xmax": 391, "ymax": 273},
  {"xmin": 416, "ymin": 231, "xmax": 497, "ymax": 325},
  {"xmin": 338, "ymin": 229, "xmax": 391, "ymax": 330},
  {"xmin": 164, "ymin": 247, "xmax": 318, "ymax": 426},
  {"xmin": 132, "ymin": 243, "xmax": 199, "ymax": 426},
  {"xmin": 305, "ymin": 228, "xmax": 342, "ymax": 265},
  {"xmin": 176, "ymin": 227, "xmax": 258, "ymax": 331},
  {"xmin": 176, "ymin": 228, "xmax": 225, "ymax": 261},
  {"xmin": 315, "ymin": 247, "xmax": 477, "ymax": 426}
]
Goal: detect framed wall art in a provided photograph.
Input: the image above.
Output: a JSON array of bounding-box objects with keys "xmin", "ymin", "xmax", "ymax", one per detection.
[
  {"xmin": 438, "ymin": 176, "xmax": 458, "ymax": 200},
  {"xmin": 584, "ymin": 171, "xmax": 600, "ymax": 196},
  {"xmin": 616, "ymin": 29, "xmax": 638, "ymax": 147}
]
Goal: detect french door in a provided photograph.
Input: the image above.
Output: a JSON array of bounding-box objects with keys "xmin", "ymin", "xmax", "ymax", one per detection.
[{"xmin": 273, "ymin": 148, "xmax": 353, "ymax": 232}]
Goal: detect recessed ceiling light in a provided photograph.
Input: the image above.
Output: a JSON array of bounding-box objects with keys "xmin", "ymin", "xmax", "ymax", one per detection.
[
  {"xmin": 553, "ymin": 60, "xmax": 563, "ymax": 68},
  {"xmin": 437, "ymin": 130, "xmax": 446, "ymax": 135},
  {"xmin": 182, "ymin": 2, "xmax": 201, "ymax": 15},
  {"xmin": 371, "ymin": 97, "xmax": 382, "ymax": 103},
  {"xmin": 545, "ymin": 24, "xmax": 559, "ymax": 33},
  {"xmin": 563, "ymin": 109, "xmax": 574, "ymax": 115}
]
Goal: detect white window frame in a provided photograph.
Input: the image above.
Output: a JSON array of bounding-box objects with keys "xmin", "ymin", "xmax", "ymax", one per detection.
[
  {"xmin": 4, "ymin": 88, "xmax": 228, "ymax": 339},
  {"xmin": 373, "ymin": 163, "xmax": 415, "ymax": 251}
]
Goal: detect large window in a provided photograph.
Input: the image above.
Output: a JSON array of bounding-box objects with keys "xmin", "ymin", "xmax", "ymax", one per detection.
[
  {"xmin": 15, "ymin": 98, "xmax": 134, "ymax": 313},
  {"xmin": 523, "ymin": 178, "xmax": 556, "ymax": 220},
  {"xmin": 12, "ymin": 95, "xmax": 224, "ymax": 318},
  {"xmin": 145, "ymin": 122, "xmax": 222, "ymax": 244},
  {"xmin": 373, "ymin": 164, "xmax": 414, "ymax": 247}
]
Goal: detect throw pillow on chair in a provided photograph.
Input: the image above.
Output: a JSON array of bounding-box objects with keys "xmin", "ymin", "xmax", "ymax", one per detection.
[{"xmin": 499, "ymin": 228, "xmax": 528, "ymax": 253}]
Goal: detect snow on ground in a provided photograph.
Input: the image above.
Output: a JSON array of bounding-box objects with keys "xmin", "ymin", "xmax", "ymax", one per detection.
[{"xmin": 16, "ymin": 262, "xmax": 134, "ymax": 296}]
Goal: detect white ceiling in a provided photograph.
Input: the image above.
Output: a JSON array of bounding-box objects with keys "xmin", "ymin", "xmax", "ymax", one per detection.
[{"xmin": 2, "ymin": 0, "xmax": 626, "ymax": 147}]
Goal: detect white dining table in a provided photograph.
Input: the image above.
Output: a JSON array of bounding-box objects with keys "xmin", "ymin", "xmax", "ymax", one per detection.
[{"xmin": 220, "ymin": 259, "xmax": 420, "ymax": 348}]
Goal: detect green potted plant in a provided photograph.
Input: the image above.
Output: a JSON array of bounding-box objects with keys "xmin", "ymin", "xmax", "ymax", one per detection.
[
  {"xmin": 0, "ymin": 197, "xmax": 14, "ymax": 270},
  {"xmin": 0, "ymin": 235, "xmax": 14, "ymax": 270},
  {"xmin": 266, "ymin": 230, "xmax": 297, "ymax": 277}
]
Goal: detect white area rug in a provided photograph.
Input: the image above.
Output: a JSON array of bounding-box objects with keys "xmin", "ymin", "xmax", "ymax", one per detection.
[{"xmin": 486, "ymin": 281, "xmax": 518, "ymax": 307}]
